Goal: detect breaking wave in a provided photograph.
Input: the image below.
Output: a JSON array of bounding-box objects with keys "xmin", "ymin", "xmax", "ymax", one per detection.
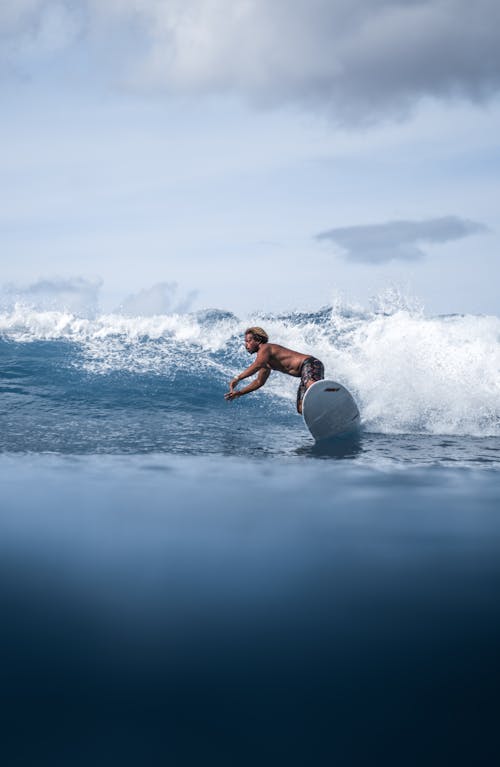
[{"xmin": 1, "ymin": 301, "xmax": 499, "ymax": 437}]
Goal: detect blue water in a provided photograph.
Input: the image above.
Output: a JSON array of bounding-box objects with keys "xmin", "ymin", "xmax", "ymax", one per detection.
[{"xmin": 1, "ymin": 303, "xmax": 500, "ymax": 764}]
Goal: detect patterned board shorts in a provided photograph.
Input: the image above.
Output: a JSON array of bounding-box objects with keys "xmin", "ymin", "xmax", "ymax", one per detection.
[{"xmin": 296, "ymin": 357, "xmax": 325, "ymax": 411}]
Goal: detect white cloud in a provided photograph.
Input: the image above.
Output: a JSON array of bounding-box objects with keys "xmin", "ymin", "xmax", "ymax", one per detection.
[
  {"xmin": 1, "ymin": 277, "xmax": 102, "ymax": 315},
  {"xmin": 2, "ymin": 1, "xmax": 500, "ymax": 122},
  {"xmin": 316, "ymin": 217, "xmax": 488, "ymax": 263},
  {"xmin": 117, "ymin": 282, "xmax": 198, "ymax": 316}
]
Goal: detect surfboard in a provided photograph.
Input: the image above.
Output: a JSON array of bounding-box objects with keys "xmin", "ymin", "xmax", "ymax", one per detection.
[{"xmin": 302, "ymin": 379, "xmax": 360, "ymax": 441}]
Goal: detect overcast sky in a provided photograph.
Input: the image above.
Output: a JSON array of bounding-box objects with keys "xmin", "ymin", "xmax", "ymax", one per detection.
[{"xmin": 1, "ymin": 0, "xmax": 499, "ymax": 315}]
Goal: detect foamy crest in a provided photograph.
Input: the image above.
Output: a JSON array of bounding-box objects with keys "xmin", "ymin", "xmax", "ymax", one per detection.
[
  {"xmin": 345, "ymin": 312, "xmax": 500, "ymax": 436},
  {"xmin": 0, "ymin": 305, "xmax": 231, "ymax": 344},
  {"xmin": 0, "ymin": 305, "xmax": 241, "ymax": 378}
]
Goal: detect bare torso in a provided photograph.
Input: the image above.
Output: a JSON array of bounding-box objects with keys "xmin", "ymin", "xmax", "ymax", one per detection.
[{"xmin": 258, "ymin": 343, "xmax": 311, "ymax": 377}]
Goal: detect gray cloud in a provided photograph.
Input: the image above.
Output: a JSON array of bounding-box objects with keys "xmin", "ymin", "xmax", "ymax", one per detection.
[
  {"xmin": 316, "ymin": 216, "xmax": 488, "ymax": 263},
  {"xmin": 0, "ymin": 1, "xmax": 82, "ymax": 55},
  {"xmin": 1, "ymin": 1, "xmax": 500, "ymax": 123}
]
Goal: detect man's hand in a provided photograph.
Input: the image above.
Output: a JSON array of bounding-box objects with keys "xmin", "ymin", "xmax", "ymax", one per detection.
[
  {"xmin": 225, "ymin": 376, "xmax": 241, "ymax": 401},
  {"xmin": 224, "ymin": 389, "xmax": 241, "ymax": 401}
]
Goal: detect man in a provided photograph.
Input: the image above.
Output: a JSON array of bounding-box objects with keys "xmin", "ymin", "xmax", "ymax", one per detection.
[{"xmin": 225, "ymin": 326, "xmax": 324, "ymax": 414}]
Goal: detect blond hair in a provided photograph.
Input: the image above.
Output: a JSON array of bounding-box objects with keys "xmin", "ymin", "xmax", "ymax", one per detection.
[{"xmin": 245, "ymin": 326, "xmax": 269, "ymax": 343}]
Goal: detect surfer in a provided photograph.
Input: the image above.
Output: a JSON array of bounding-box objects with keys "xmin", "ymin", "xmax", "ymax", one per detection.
[{"xmin": 225, "ymin": 327, "xmax": 324, "ymax": 414}]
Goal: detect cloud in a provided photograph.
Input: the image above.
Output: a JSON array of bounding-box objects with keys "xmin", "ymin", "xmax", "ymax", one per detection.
[
  {"xmin": 138, "ymin": 0, "xmax": 500, "ymax": 123},
  {"xmin": 117, "ymin": 282, "xmax": 198, "ymax": 316},
  {"xmin": 2, "ymin": 1, "xmax": 500, "ymax": 122},
  {"xmin": 0, "ymin": 1, "xmax": 82, "ymax": 58},
  {"xmin": 1, "ymin": 277, "xmax": 102, "ymax": 315},
  {"xmin": 316, "ymin": 216, "xmax": 488, "ymax": 263}
]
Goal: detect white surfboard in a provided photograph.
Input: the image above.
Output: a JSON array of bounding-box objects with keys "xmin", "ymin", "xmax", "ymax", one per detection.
[{"xmin": 302, "ymin": 379, "xmax": 360, "ymax": 441}]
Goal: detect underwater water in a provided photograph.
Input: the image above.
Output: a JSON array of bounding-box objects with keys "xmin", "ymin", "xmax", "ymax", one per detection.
[{"xmin": 1, "ymin": 302, "xmax": 500, "ymax": 764}]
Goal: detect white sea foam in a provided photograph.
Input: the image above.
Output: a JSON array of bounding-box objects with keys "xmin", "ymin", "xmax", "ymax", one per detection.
[
  {"xmin": 0, "ymin": 304, "xmax": 232, "ymax": 346},
  {"xmin": 1, "ymin": 302, "xmax": 499, "ymax": 437}
]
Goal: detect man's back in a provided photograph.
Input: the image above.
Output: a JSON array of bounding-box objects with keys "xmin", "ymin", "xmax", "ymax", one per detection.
[{"xmin": 260, "ymin": 343, "xmax": 311, "ymax": 377}]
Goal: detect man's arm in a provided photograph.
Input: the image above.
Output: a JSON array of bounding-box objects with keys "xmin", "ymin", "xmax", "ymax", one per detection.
[
  {"xmin": 224, "ymin": 367, "xmax": 271, "ymax": 401},
  {"xmin": 227, "ymin": 346, "xmax": 271, "ymax": 393}
]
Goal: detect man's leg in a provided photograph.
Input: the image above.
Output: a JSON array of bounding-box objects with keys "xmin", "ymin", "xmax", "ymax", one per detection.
[
  {"xmin": 297, "ymin": 381, "xmax": 305, "ymax": 414},
  {"xmin": 298, "ymin": 359, "xmax": 325, "ymax": 415}
]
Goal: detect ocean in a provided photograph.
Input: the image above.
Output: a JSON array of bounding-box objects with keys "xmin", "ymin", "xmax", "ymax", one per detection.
[{"xmin": 1, "ymin": 301, "xmax": 500, "ymax": 765}]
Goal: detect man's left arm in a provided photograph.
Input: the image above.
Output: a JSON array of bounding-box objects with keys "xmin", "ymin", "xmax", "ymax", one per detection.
[
  {"xmin": 225, "ymin": 367, "xmax": 271, "ymax": 400},
  {"xmin": 228, "ymin": 347, "xmax": 270, "ymax": 393}
]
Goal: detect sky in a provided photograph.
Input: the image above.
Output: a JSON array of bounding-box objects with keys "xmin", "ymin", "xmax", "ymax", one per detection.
[{"xmin": 1, "ymin": 0, "xmax": 499, "ymax": 316}]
